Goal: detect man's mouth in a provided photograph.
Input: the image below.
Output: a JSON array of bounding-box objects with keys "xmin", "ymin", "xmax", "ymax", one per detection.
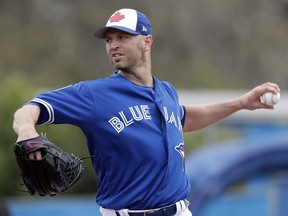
[
  {"xmin": 112, "ymin": 53, "xmax": 122, "ymax": 57},
  {"xmin": 111, "ymin": 53, "xmax": 124, "ymax": 63},
  {"xmin": 112, "ymin": 52, "xmax": 123, "ymax": 58}
]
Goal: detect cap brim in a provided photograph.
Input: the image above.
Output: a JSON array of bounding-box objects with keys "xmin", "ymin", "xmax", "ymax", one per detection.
[{"xmin": 95, "ymin": 26, "xmax": 140, "ymax": 39}]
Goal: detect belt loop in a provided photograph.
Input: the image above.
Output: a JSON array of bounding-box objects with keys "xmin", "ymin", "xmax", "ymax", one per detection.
[
  {"xmin": 184, "ymin": 199, "xmax": 190, "ymax": 208},
  {"xmin": 176, "ymin": 200, "xmax": 186, "ymax": 212},
  {"xmin": 118, "ymin": 209, "xmax": 130, "ymax": 216},
  {"xmin": 100, "ymin": 206, "xmax": 118, "ymax": 216}
]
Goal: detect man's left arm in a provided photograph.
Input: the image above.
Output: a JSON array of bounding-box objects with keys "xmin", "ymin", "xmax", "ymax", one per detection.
[{"xmin": 183, "ymin": 82, "xmax": 280, "ymax": 132}]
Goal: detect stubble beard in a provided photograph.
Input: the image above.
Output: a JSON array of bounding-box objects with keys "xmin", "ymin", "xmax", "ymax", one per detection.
[
  {"xmin": 111, "ymin": 46, "xmax": 145, "ymax": 75},
  {"xmin": 112, "ymin": 57, "xmax": 141, "ymax": 75},
  {"xmin": 113, "ymin": 59, "xmax": 133, "ymax": 74}
]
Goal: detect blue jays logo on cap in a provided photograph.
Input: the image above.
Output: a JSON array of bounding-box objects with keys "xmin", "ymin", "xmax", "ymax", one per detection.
[
  {"xmin": 109, "ymin": 11, "xmax": 125, "ymax": 23},
  {"xmin": 95, "ymin": 8, "xmax": 152, "ymax": 39}
]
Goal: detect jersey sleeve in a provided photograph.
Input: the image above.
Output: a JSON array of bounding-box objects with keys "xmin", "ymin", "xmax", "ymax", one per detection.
[{"xmin": 28, "ymin": 82, "xmax": 95, "ymax": 129}]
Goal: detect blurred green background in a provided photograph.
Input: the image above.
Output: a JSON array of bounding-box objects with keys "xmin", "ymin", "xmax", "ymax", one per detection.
[{"xmin": 1, "ymin": 0, "xmax": 288, "ymax": 198}]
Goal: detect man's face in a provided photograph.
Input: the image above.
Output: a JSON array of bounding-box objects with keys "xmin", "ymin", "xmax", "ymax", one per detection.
[{"xmin": 104, "ymin": 29, "xmax": 146, "ymax": 73}]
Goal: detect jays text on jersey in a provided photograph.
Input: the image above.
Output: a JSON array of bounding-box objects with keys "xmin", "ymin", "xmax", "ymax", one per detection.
[{"xmin": 28, "ymin": 72, "xmax": 191, "ymax": 210}]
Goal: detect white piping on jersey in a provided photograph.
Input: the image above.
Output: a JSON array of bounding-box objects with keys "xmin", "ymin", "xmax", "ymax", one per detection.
[
  {"xmin": 31, "ymin": 98, "xmax": 55, "ymax": 125},
  {"xmin": 180, "ymin": 106, "xmax": 185, "ymax": 119}
]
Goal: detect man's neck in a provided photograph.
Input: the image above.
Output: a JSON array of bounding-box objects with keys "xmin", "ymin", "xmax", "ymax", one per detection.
[{"xmin": 118, "ymin": 70, "xmax": 153, "ymax": 87}]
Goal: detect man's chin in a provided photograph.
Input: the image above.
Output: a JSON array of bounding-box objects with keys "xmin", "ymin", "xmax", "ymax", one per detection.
[
  {"xmin": 113, "ymin": 63, "xmax": 123, "ymax": 70},
  {"xmin": 114, "ymin": 65, "xmax": 127, "ymax": 72}
]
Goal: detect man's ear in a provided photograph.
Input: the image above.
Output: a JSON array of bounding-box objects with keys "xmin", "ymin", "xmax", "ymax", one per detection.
[{"xmin": 144, "ymin": 35, "xmax": 153, "ymax": 51}]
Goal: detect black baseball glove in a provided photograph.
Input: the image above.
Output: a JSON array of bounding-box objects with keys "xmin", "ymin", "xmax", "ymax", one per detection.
[{"xmin": 13, "ymin": 135, "xmax": 84, "ymax": 196}]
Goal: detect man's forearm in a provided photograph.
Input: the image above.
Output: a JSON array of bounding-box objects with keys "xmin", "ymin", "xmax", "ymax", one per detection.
[
  {"xmin": 13, "ymin": 104, "xmax": 40, "ymax": 142},
  {"xmin": 183, "ymin": 98, "xmax": 242, "ymax": 132}
]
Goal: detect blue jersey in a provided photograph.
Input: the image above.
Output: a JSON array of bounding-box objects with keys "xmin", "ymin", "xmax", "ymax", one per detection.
[{"xmin": 29, "ymin": 72, "xmax": 191, "ymax": 210}]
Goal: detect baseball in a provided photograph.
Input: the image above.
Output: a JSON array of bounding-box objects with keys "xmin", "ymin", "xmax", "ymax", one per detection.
[{"xmin": 260, "ymin": 92, "xmax": 280, "ymax": 106}]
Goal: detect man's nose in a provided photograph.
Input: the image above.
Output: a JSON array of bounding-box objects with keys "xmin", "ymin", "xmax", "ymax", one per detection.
[{"xmin": 110, "ymin": 39, "xmax": 120, "ymax": 49}]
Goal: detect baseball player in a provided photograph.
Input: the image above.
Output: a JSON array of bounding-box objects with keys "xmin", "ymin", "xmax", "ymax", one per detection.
[{"xmin": 13, "ymin": 8, "xmax": 280, "ymax": 216}]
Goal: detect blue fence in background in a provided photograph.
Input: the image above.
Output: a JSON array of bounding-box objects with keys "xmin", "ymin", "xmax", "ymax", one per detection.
[
  {"xmin": 7, "ymin": 196, "xmax": 101, "ymax": 216},
  {"xmin": 197, "ymin": 174, "xmax": 288, "ymax": 216}
]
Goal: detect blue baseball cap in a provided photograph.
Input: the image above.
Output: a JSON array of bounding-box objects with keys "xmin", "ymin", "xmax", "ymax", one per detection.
[{"xmin": 95, "ymin": 8, "xmax": 152, "ymax": 39}]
